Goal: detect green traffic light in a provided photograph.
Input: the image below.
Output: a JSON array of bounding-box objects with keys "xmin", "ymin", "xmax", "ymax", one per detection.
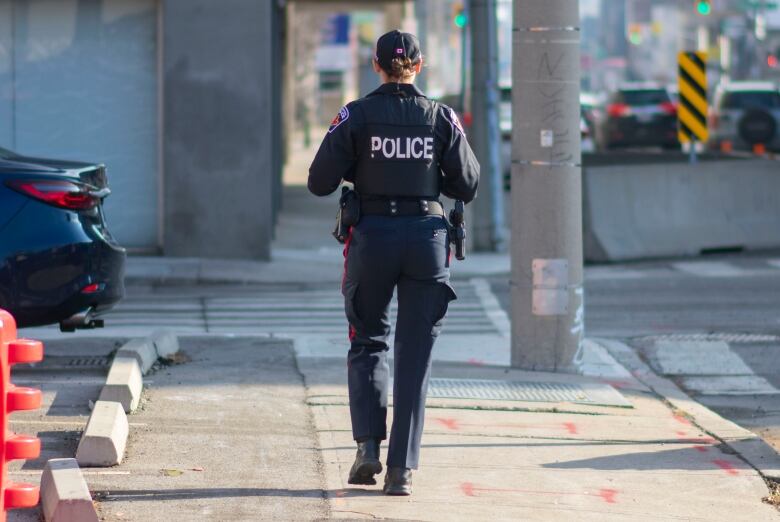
[
  {"xmin": 454, "ymin": 12, "xmax": 467, "ymax": 28},
  {"xmin": 696, "ymin": 1, "xmax": 712, "ymax": 15}
]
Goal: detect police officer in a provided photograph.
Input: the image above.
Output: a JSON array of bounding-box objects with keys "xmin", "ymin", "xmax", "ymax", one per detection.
[{"xmin": 308, "ymin": 30, "xmax": 479, "ymax": 496}]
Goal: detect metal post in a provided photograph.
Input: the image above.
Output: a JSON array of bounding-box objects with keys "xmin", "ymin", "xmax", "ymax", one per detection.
[
  {"xmin": 689, "ymin": 139, "xmax": 698, "ymax": 164},
  {"xmin": 459, "ymin": 5, "xmax": 468, "ymax": 116},
  {"xmin": 414, "ymin": 0, "xmax": 428, "ymax": 93},
  {"xmin": 511, "ymin": 0, "xmax": 583, "ymax": 371},
  {"xmin": 470, "ymin": 0, "xmax": 506, "ymax": 252}
]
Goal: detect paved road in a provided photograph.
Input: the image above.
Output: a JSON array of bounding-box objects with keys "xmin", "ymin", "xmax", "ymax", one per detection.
[{"xmin": 489, "ymin": 253, "xmax": 780, "ymax": 452}]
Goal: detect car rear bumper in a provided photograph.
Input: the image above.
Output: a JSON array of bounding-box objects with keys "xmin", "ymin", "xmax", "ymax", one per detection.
[
  {"xmin": 709, "ymin": 132, "xmax": 780, "ymax": 152},
  {"xmin": 605, "ymin": 118, "xmax": 678, "ymax": 147},
  {"xmin": 3, "ymin": 240, "xmax": 125, "ymax": 328},
  {"xmin": 0, "ymin": 197, "xmax": 126, "ymax": 327}
]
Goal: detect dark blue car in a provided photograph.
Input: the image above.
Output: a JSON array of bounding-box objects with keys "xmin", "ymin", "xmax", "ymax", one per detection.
[{"xmin": 0, "ymin": 146, "xmax": 125, "ymax": 330}]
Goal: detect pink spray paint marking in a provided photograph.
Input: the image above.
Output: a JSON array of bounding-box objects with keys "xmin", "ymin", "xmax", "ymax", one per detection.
[
  {"xmin": 443, "ymin": 421, "xmax": 580, "ymax": 432},
  {"xmin": 694, "ymin": 445, "xmax": 709, "ymax": 453},
  {"xmin": 676, "ymin": 430, "xmax": 688, "ymax": 438},
  {"xmin": 461, "ymin": 482, "xmax": 476, "ymax": 496},
  {"xmin": 713, "ymin": 459, "xmax": 739, "ymax": 476},
  {"xmin": 600, "ymin": 379, "xmax": 632, "ymax": 389},
  {"xmin": 435, "ymin": 418, "xmax": 460, "ymax": 431},
  {"xmin": 598, "ymin": 489, "xmax": 619, "ymax": 504},
  {"xmin": 673, "ymin": 414, "xmax": 692, "ymax": 426},
  {"xmin": 467, "ymin": 358, "xmax": 485, "ymax": 366},
  {"xmin": 460, "ymin": 483, "xmax": 619, "ymax": 504}
]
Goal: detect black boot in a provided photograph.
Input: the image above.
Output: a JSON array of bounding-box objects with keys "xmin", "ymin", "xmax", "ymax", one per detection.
[
  {"xmin": 347, "ymin": 439, "xmax": 382, "ymax": 485},
  {"xmin": 383, "ymin": 467, "xmax": 412, "ymax": 496}
]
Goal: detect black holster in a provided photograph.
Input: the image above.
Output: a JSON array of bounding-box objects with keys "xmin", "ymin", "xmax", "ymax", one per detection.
[
  {"xmin": 333, "ymin": 186, "xmax": 361, "ymax": 244},
  {"xmin": 448, "ymin": 200, "xmax": 466, "ymax": 260}
]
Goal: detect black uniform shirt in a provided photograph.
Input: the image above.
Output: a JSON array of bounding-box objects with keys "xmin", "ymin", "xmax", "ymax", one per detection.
[{"xmin": 308, "ymin": 83, "xmax": 480, "ymax": 203}]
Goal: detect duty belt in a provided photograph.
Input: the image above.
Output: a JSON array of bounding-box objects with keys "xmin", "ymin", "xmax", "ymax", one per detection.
[{"xmin": 361, "ymin": 199, "xmax": 444, "ymax": 217}]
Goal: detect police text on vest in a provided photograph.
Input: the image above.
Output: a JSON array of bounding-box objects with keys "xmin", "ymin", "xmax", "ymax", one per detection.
[{"xmin": 371, "ymin": 137, "xmax": 434, "ymax": 159}]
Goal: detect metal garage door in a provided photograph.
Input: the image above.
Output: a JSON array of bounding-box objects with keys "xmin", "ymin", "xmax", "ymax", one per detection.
[{"xmin": 0, "ymin": 0, "xmax": 159, "ymax": 251}]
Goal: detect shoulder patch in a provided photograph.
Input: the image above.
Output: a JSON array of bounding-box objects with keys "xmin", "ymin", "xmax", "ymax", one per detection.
[
  {"xmin": 328, "ymin": 105, "xmax": 350, "ymax": 133},
  {"xmin": 444, "ymin": 107, "xmax": 466, "ymax": 137}
]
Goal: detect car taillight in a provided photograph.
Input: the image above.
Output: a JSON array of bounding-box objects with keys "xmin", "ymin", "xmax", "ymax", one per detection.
[
  {"xmin": 607, "ymin": 103, "xmax": 631, "ymax": 117},
  {"xmin": 660, "ymin": 101, "xmax": 677, "ymax": 115},
  {"xmin": 5, "ymin": 179, "xmax": 98, "ymax": 211},
  {"xmin": 81, "ymin": 283, "xmax": 105, "ymax": 294}
]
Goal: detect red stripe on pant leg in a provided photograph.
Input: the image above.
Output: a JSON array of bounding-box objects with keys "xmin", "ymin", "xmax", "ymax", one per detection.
[
  {"xmin": 342, "ymin": 227, "xmax": 354, "ymax": 340},
  {"xmin": 341, "ymin": 227, "xmax": 353, "ymax": 288}
]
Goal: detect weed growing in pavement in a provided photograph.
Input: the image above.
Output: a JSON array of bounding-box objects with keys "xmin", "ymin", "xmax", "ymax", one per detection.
[
  {"xmin": 158, "ymin": 350, "xmax": 192, "ymax": 366},
  {"xmin": 763, "ymin": 479, "xmax": 780, "ymax": 509}
]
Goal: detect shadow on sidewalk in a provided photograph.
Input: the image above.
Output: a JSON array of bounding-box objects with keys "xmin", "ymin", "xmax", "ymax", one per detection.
[
  {"xmin": 93, "ymin": 487, "xmax": 383, "ymax": 502},
  {"xmin": 543, "ymin": 444, "xmax": 747, "ymax": 472}
]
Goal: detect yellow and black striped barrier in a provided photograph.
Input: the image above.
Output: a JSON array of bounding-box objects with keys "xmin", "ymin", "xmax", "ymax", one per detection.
[{"xmin": 677, "ymin": 51, "xmax": 708, "ymax": 145}]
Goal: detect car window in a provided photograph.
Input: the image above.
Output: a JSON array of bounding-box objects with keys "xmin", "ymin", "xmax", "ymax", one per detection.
[
  {"xmin": 620, "ymin": 89, "xmax": 670, "ymax": 106},
  {"xmin": 721, "ymin": 91, "xmax": 780, "ymax": 110}
]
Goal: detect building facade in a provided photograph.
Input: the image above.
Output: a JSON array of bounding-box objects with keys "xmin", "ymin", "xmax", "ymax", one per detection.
[{"xmin": 0, "ymin": 0, "xmax": 283, "ymax": 259}]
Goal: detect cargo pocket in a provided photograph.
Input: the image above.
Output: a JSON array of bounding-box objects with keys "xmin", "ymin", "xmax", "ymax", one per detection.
[{"xmin": 432, "ymin": 281, "xmax": 458, "ymax": 337}]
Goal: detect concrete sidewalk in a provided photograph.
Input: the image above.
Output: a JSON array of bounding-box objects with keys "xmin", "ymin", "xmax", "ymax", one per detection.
[
  {"xmin": 52, "ymin": 337, "xmax": 328, "ymax": 522},
  {"xmin": 296, "ymin": 337, "xmax": 779, "ymax": 521},
  {"xmin": 10, "ymin": 335, "xmax": 777, "ymax": 521}
]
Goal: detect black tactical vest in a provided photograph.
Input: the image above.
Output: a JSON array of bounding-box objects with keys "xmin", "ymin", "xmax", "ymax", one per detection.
[{"xmin": 354, "ymin": 90, "xmax": 441, "ymax": 198}]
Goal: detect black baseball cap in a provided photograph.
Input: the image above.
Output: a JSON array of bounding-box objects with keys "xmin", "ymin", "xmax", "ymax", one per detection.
[{"xmin": 375, "ymin": 30, "xmax": 422, "ymax": 72}]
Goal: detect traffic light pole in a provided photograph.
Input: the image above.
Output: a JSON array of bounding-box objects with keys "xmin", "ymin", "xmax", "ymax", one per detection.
[
  {"xmin": 470, "ymin": 0, "xmax": 506, "ymax": 252},
  {"xmin": 511, "ymin": 0, "xmax": 584, "ymax": 371}
]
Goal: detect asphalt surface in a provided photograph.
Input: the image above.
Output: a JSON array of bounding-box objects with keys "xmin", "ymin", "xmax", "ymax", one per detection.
[{"xmin": 488, "ymin": 252, "xmax": 780, "ymax": 452}]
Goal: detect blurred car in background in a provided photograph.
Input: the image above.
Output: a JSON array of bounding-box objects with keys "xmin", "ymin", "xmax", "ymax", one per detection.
[
  {"xmin": 709, "ymin": 81, "xmax": 780, "ymax": 152},
  {"xmin": 597, "ymin": 84, "xmax": 679, "ymax": 150},
  {"xmin": 666, "ymin": 84, "xmax": 680, "ymax": 105},
  {"xmin": 0, "ymin": 147, "xmax": 125, "ymax": 330},
  {"xmin": 580, "ymin": 91, "xmax": 605, "ymax": 140}
]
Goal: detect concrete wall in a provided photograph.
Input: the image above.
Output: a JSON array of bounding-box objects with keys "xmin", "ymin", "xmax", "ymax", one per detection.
[
  {"xmin": 162, "ymin": 0, "xmax": 275, "ymax": 259},
  {"xmin": 584, "ymin": 159, "xmax": 780, "ymax": 262}
]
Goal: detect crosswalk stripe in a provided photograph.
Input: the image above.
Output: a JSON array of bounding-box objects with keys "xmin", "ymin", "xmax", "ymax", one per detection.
[
  {"xmin": 84, "ymin": 280, "xmax": 501, "ymax": 337},
  {"xmin": 672, "ymin": 262, "xmax": 746, "ymax": 277},
  {"xmin": 652, "ymin": 340, "xmax": 780, "ymax": 396}
]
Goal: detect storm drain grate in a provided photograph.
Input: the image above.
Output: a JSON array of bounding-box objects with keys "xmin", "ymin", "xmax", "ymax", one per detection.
[
  {"xmin": 28, "ymin": 356, "xmax": 112, "ymax": 371},
  {"xmin": 635, "ymin": 333, "xmax": 780, "ymax": 344},
  {"xmin": 428, "ymin": 378, "xmax": 593, "ymax": 404}
]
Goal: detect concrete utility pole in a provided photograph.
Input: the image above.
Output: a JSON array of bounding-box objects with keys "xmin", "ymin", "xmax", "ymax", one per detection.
[
  {"xmin": 511, "ymin": 0, "xmax": 584, "ymax": 371},
  {"xmin": 470, "ymin": 0, "xmax": 506, "ymax": 252}
]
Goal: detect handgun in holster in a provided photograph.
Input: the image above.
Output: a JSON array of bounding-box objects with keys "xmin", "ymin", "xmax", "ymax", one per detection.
[
  {"xmin": 333, "ymin": 186, "xmax": 360, "ymax": 244},
  {"xmin": 448, "ymin": 200, "xmax": 466, "ymax": 261}
]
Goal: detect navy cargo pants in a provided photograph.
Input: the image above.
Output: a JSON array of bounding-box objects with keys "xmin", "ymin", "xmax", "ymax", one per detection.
[{"xmin": 342, "ymin": 214, "xmax": 457, "ymax": 470}]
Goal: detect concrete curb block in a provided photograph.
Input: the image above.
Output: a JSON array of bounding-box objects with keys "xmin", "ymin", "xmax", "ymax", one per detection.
[
  {"xmin": 595, "ymin": 338, "xmax": 780, "ymax": 481},
  {"xmin": 99, "ymin": 355, "xmax": 143, "ymax": 413},
  {"xmin": 151, "ymin": 329, "xmax": 179, "ymax": 359},
  {"xmin": 75, "ymin": 401, "xmax": 129, "ymax": 467},
  {"xmin": 117, "ymin": 337, "xmax": 158, "ymax": 375},
  {"xmin": 40, "ymin": 458, "xmax": 99, "ymax": 522}
]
